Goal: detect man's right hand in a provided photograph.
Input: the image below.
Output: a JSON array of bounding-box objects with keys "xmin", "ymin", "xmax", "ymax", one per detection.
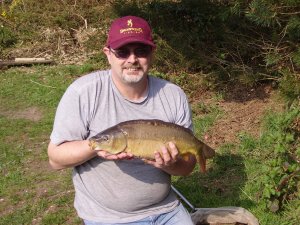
[{"xmin": 96, "ymin": 150, "xmax": 134, "ymax": 160}]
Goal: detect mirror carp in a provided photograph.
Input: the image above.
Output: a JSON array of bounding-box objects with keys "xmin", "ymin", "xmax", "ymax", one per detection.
[{"xmin": 89, "ymin": 119, "xmax": 215, "ymax": 172}]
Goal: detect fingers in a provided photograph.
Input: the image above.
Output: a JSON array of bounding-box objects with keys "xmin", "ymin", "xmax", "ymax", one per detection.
[
  {"xmin": 118, "ymin": 152, "xmax": 134, "ymax": 159},
  {"xmin": 96, "ymin": 150, "xmax": 133, "ymax": 160},
  {"xmin": 144, "ymin": 142, "xmax": 179, "ymax": 168},
  {"xmin": 168, "ymin": 142, "xmax": 179, "ymax": 160}
]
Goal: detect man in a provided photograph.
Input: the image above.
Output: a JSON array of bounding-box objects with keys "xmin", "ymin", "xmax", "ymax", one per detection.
[{"xmin": 48, "ymin": 15, "xmax": 196, "ymax": 225}]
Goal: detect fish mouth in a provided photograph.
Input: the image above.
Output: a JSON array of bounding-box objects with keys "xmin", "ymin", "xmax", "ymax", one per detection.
[{"xmin": 88, "ymin": 140, "xmax": 98, "ymax": 151}]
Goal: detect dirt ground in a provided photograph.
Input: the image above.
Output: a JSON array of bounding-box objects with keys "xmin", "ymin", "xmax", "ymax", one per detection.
[{"xmin": 196, "ymin": 83, "xmax": 283, "ymax": 149}]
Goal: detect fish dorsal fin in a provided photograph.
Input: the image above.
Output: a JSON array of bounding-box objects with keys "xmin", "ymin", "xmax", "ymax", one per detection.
[{"xmin": 117, "ymin": 119, "xmax": 194, "ymax": 134}]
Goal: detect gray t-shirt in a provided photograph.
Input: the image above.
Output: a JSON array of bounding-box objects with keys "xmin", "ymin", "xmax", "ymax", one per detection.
[{"xmin": 50, "ymin": 70, "xmax": 193, "ymax": 223}]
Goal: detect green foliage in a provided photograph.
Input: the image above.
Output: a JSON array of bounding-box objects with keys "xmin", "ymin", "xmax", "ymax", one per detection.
[
  {"xmin": 279, "ymin": 70, "xmax": 300, "ymax": 106},
  {"xmin": 286, "ymin": 16, "xmax": 300, "ymax": 41},
  {"xmin": 192, "ymin": 101, "xmax": 223, "ymax": 138},
  {"xmin": 265, "ymin": 51, "xmax": 281, "ymax": 67},
  {"xmin": 1, "ymin": 0, "xmax": 299, "ymax": 100},
  {"xmin": 292, "ymin": 48, "xmax": 300, "ymax": 67},
  {"xmin": 1, "ymin": 0, "xmax": 23, "ymax": 18},
  {"xmin": 238, "ymin": 132, "xmax": 258, "ymax": 155},
  {"xmin": 239, "ymin": 108, "xmax": 300, "ymax": 213},
  {"xmin": 260, "ymin": 109, "xmax": 300, "ymax": 212},
  {"xmin": 53, "ymin": 11, "xmax": 84, "ymax": 30},
  {"xmin": 0, "ymin": 25, "xmax": 17, "ymax": 48},
  {"xmin": 284, "ymin": 198, "xmax": 300, "ymax": 225},
  {"xmin": 285, "ymin": 0, "xmax": 300, "ymax": 7},
  {"xmin": 228, "ymin": 0, "xmax": 300, "ymax": 100},
  {"xmin": 110, "ymin": 0, "xmax": 226, "ymax": 73},
  {"xmin": 246, "ymin": 0, "xmax": 278, "ymax": 27}
]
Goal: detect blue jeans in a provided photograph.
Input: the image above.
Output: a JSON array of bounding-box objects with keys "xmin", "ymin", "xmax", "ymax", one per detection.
[{"xmin": 83, "ymin": 203, "xmax": 194, "ymax": 225}]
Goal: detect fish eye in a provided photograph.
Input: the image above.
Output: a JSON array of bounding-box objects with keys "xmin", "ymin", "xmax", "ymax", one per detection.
[{"xmin": 102, "ymin": 135, "xmax": 110, "ymax": 142}]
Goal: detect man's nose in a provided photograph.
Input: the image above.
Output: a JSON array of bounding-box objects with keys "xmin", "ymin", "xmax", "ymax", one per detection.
[{"xmin": 127, "ymin": 51, "xmax": 138, "ymax": 63}]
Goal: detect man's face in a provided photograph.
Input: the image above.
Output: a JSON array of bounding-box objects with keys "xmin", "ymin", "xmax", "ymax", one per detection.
[{"xmin": 104, "ymin": 43, "xmax": 153, "ymax": 84}]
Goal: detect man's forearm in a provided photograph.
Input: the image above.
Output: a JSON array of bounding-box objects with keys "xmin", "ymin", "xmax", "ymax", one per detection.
[{"xmin": 47, "ymin": 140, "xmax": 97, "ymax": 170}]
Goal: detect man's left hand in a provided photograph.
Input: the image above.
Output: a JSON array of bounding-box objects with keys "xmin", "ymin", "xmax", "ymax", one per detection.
[
  {"xmin": 143, "ymin": 142, "xmax": 196, "ymax": 176},
  {"xmin": 143, "ymin": 142, "xmax": 180, "ymax": 169}
]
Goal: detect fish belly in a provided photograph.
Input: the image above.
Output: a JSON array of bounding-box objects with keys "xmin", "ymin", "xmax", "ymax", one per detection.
[
  {"xmin": 126, "ymin": 136, "xmax": 199, "ymax": 160},
  {"xmin": 126, "ymin": 139, "xmax": 166, "ymax": 159}
]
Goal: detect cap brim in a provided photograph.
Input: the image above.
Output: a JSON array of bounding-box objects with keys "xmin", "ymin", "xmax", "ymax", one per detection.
[{"xmin": 109, "ymin": 37, "xmax": 156, "ymax": 49}]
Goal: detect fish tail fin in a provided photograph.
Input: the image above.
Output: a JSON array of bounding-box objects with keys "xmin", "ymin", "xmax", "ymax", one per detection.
[
  {"xmin": 199, "ymin": 150, "xmax": 207, "ymax": 173},
  {"xmin": 198, "ymin": 143, "xmax": 215, "ymax": 173},
  {"xmin": 195, "ymin": 148, "xmax": 207, "ymax": 173},
  {"xmin": 203, "ymin": 144, "xmax": 215, "ymax": 159}
]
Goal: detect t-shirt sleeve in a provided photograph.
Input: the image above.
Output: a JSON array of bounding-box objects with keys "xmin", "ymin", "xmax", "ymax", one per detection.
[
  {"xmin": 175, "ymin": 89, "xmax": 194, "ymax": 131},
  {"xmin": 50, "ymin": 85, "xmax": 90, "ymax": 145}
]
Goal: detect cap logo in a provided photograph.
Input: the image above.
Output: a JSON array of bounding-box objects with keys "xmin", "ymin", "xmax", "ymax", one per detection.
[
  {"xmin": 120, "ymin": 19, "xmax": 143, "ymax": 34},
  {"xmin": 127, "ymin": 19, "xmax": 133, "ymax": 27}
]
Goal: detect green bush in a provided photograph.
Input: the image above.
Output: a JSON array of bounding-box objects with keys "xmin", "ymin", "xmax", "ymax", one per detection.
[
  {"xmin": 239, "ymin": 107, "xmax": 300, "ymax": 213},
  {"xmin": 0, "ymin": 25, "xmax": 17, "ymax": 48},
  {"xmin": 279, "ymin": 70, "xmax": 300, "ymax": 106}
]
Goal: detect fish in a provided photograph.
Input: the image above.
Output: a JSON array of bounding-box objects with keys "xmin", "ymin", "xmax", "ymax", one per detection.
[{"xmin": 89, "ymin": 119, "xmax": 215, "ymax": 172}]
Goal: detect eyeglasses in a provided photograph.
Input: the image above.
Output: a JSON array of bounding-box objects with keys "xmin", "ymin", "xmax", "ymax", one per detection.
[{"xmin": 110, "ymin": 45, "xmax": 152, "ymax": 59}]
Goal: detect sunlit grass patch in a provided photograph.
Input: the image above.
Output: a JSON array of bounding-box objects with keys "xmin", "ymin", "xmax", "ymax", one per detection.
[{"xmin": 192, "ymin": 101, "xmax": 223, "ymax": 138}]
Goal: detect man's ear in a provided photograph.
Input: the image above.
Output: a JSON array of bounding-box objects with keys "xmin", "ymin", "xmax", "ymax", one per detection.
[{"xmin": 103, "ymin": 47, "xmax": 112, "ymax": 63}]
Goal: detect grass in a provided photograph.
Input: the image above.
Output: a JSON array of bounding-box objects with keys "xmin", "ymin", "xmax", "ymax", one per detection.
[
  {"xmin": 0, "ymin": 64, "xmax": 299, "ymax": 225},
  {"xmin": 0, "ymin": 65, "xmax": 86, "ymax": 225},
  {"xmin": 172, "ymin": 97, "xmax": 299, "ymax": 224},
  {"xmin": 192, "ymin": 100, "xmax": 223, "ymax": 138},
  {"xmin": 0, "ymin": 115, "xmax": 77, "ymax": 224}
]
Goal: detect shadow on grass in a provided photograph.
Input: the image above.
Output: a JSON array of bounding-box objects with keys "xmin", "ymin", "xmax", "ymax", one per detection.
[{"xmin": 172, "ymin": 152, "xmax": 255, "ymax": 211}]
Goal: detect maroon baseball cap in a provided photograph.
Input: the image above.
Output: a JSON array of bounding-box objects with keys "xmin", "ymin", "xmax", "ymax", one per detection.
[{"xmin": 106, "ymin": 16, "xmax": 156, "ymax": 49}]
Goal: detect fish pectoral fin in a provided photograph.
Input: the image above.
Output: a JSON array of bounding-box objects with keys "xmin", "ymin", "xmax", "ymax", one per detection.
[{"xmin": 180, "ymin": 152, "xmax": 193, "ymax": 161}]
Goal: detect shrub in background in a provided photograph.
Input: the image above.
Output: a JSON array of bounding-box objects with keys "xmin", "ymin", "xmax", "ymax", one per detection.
[{"xmin": 0, "ymin": 0, "xmax": 299, "ymax": 96}]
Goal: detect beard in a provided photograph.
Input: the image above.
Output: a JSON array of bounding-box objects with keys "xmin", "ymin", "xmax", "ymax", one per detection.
[{"xmin": 121, "ymin": 68, "xmax": 145, "ymax": 84}]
